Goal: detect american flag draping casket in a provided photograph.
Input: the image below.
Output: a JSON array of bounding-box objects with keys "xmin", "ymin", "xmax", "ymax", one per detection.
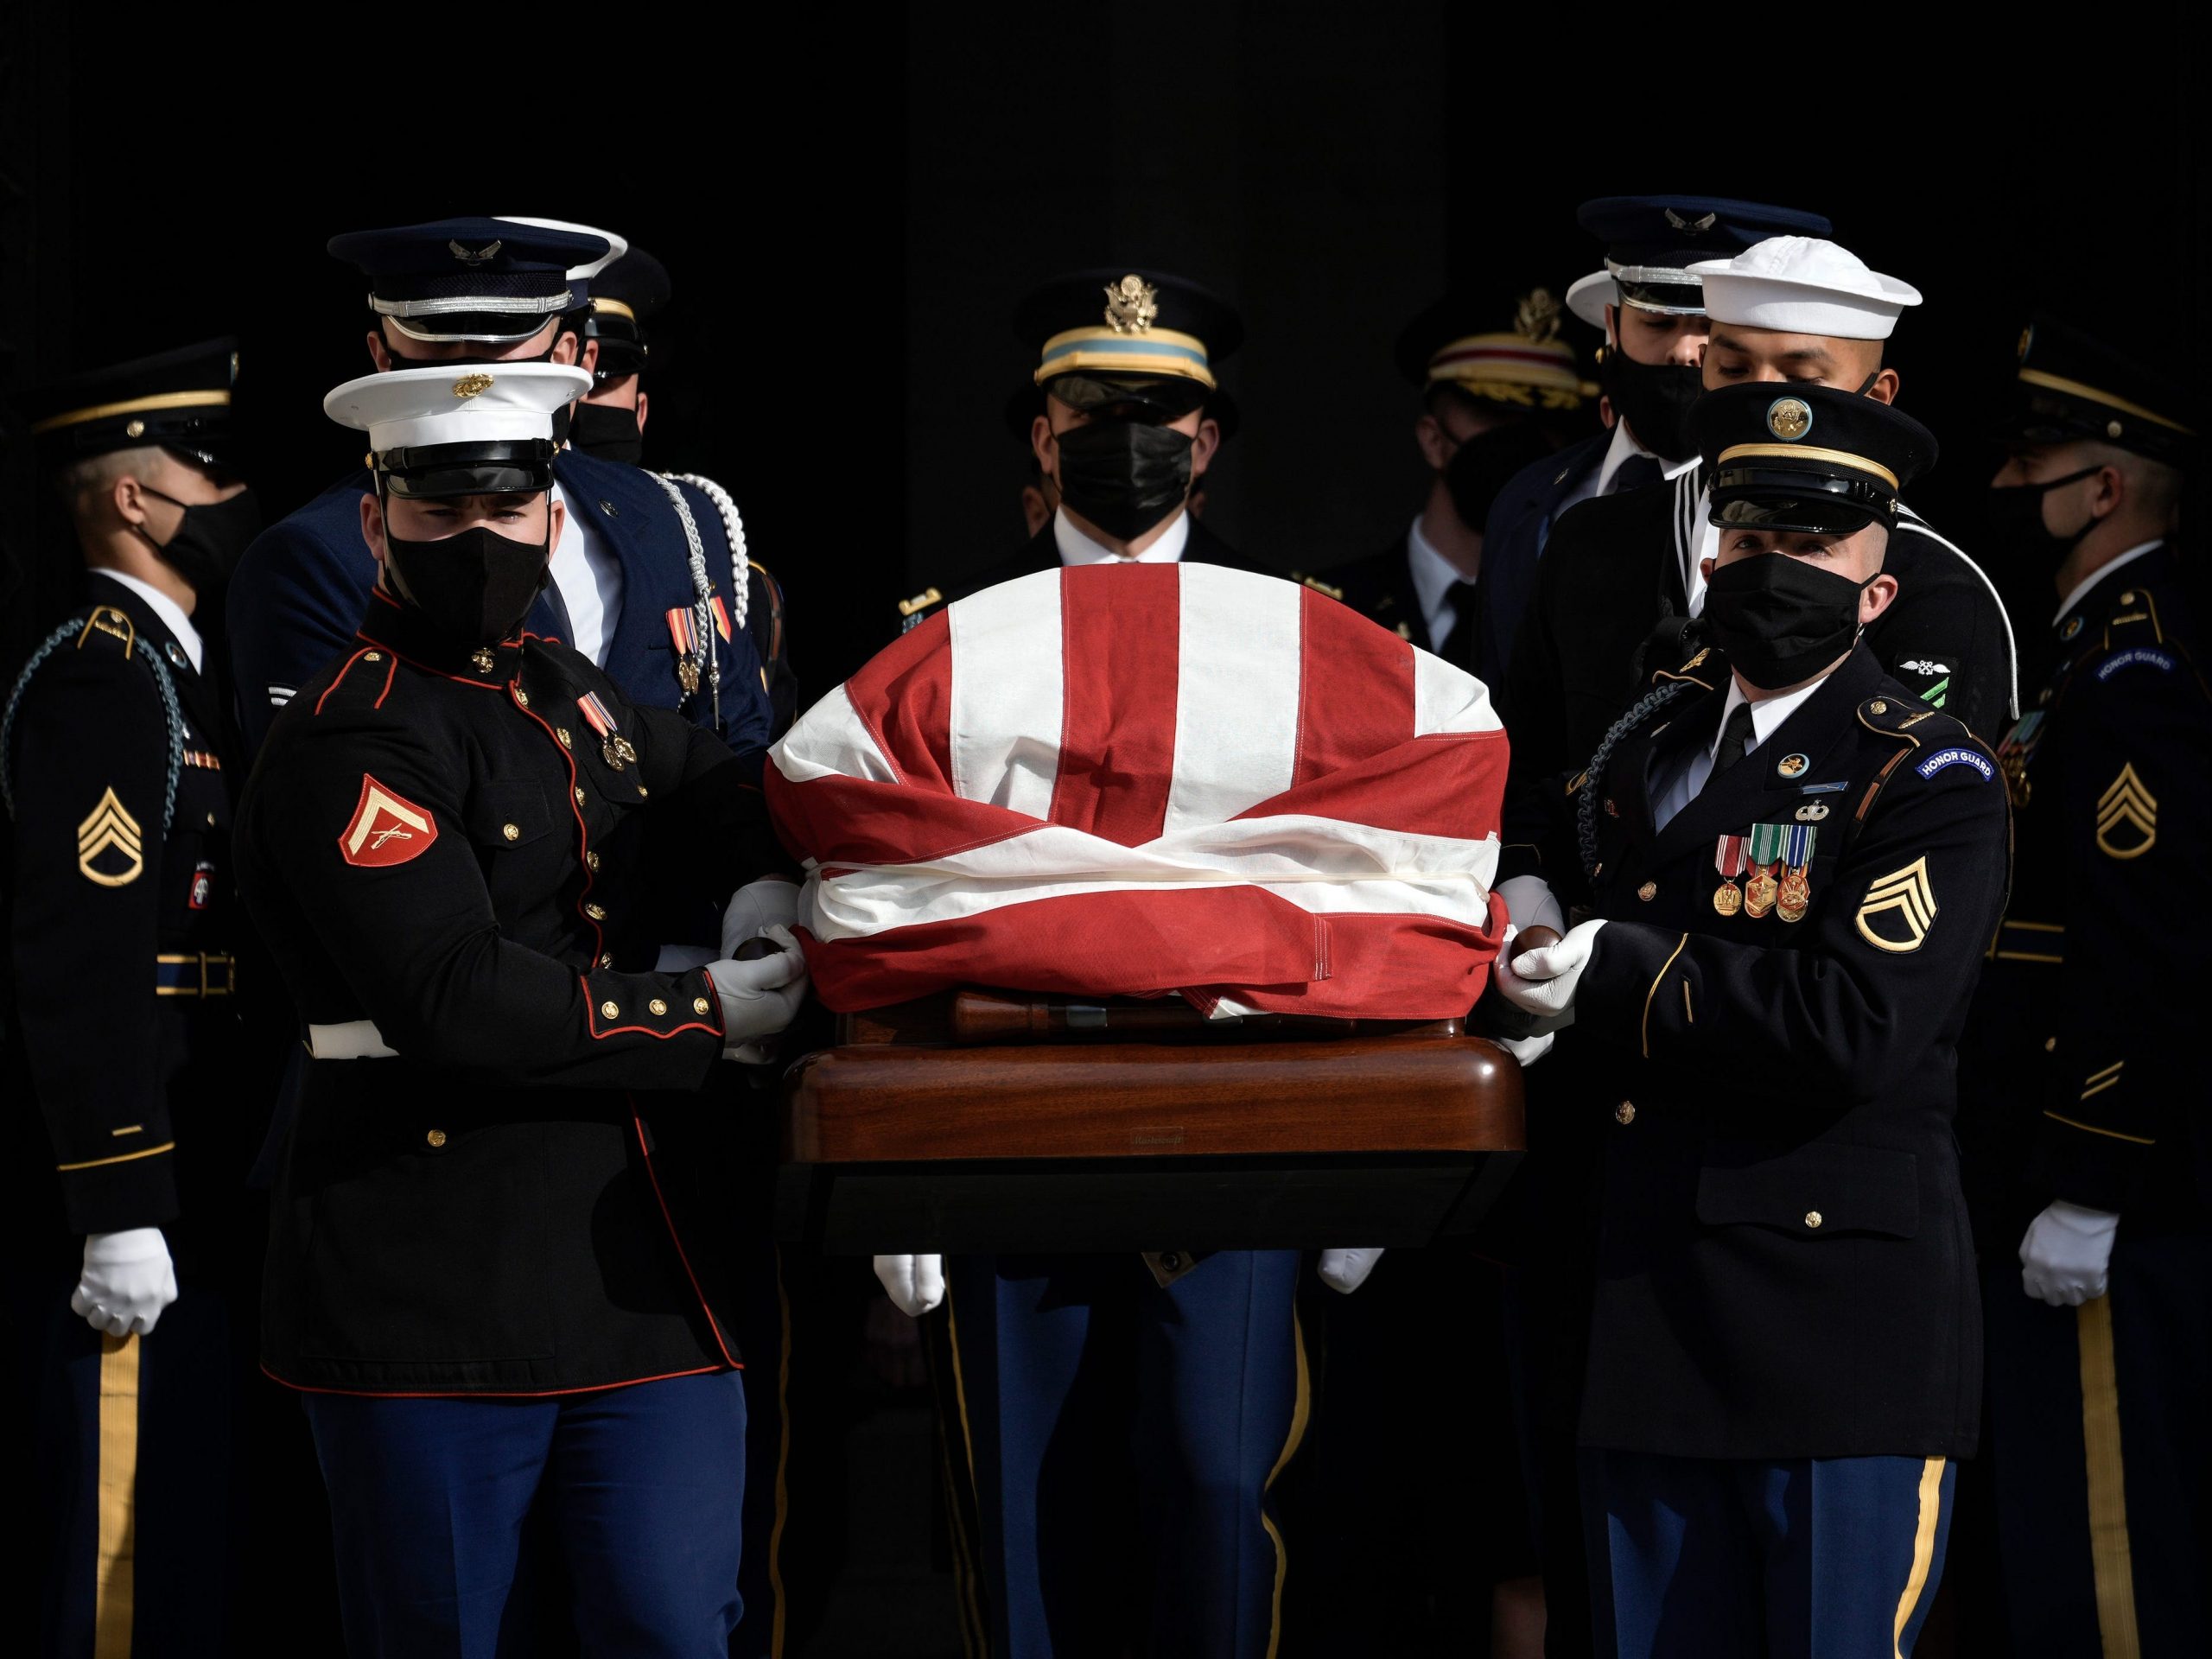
[{"xmin": 766, "ymin": 563, "xmax": 1511, "ymax": 1015}]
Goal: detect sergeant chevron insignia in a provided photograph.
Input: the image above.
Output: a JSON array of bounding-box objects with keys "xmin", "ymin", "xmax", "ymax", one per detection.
[
  {"xmin": 1855, "ymin": 855, "xmax": 1937, "ymax": 953},
  {"xmin": 2094, "ymin": 763, "xmax": 2157, "ymax": 859},
  {"xmin": 340, "ymin": 774, "xmax": 439, "ymax": 868},
  {"xmin": 76, "ymin": 787, "xmax": 143, "ymax": 887}
]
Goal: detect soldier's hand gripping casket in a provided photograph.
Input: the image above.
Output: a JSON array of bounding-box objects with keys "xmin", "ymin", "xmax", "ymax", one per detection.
[{"xmin": 708, "ymin": 924, "xmax": 810, "ymax": 1059}]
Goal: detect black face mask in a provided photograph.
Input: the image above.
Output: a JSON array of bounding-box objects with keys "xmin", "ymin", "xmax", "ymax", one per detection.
[
  {"xmin": 137, "ymin": 486, "xmax": 264, "ymax": 594},
  {"xmin": 1443, "ymin": 423, "xmax": 1557, "ymax": 530},
  {"xmin": 1702, "ymin": 550, "xmax": 1875, "ymax": 690},
  {"xmin": 1601, "ymin": 346, "xmax": 1704, "ymax": 462},
  {"xmin": 1984, "ymin": 467, "xmax": 2102, "ymax": 565},
  {"xmin": 569, "ymin": 402, "xmax": 643, "ymax": 465},
  {"xmin": 382, "ymin": 505, "xmax": 551, "ymax": 650},
  {"xmin": 1052, "ymin": 419, "xmax": 1194, "ymax": 542}
]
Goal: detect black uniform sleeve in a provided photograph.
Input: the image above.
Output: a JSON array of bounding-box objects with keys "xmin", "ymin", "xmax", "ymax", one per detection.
[
  {"xmin": 1497, "ymin": 517, "xmax": 1578, "ymax": 887},
  {"xmin": 6, "ymin": 633, "xmax": 180, "ymax": 1234},
  {"xmin": 1580, "ymin": 738, "xmax": 2011, "ymax": 1107},
  {"xmin": 2028, "ymin": 634, "xmax": 2209, "ymax": 1211},
  {"xmin": 251, "ymin": 704, "xmax": 731, "ymax": 1091}
]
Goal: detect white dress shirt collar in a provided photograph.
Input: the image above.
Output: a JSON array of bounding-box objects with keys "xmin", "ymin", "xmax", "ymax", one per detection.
[
  {"xmin": 2054, "ymin": 539, "xmax": 2163, "ymax": 626},
  {"xmin": 1404, "ymin": 514, "xmax": 1466, "ymax": 652},
  {"xmin": 1712, "ymin": 674, "xmax": 1827, "ymax": 763},
  {"xmin": 1594, "ymin": 418, "xmax": 1700, "ymax": 499},
  {"xmin": 92, "ymin": 569, "xmax": 201, "ymax": 674},
  {"xmin": 1054, "ymin": 506, "xmax": 1191, "ymax": 567}
]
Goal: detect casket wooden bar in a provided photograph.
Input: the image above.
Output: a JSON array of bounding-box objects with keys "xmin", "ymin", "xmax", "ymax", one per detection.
[{"xmin": 777, "ymin": 992, "xmax": 1525, "ymax": 1254}]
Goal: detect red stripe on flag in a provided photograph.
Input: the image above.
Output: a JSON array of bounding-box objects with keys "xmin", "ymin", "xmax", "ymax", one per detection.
[
  {"xmin": 1294, "ymin": 584, "xmax": 1414, "ymax": 786},
  {"xmin": 1048, "ymin": 565, "xmax": 1183, "ymax": 847},
  {"xmin": 842, "ymin": 610, "xmax": 953, "ymax": 791},
  {"xmin": 1236, "ymin": 729, "xmax": 1509, "ymax": 842},
  {"xmin": 766, "ymin": 771, "xmax": 1041, "ymax": 867}
]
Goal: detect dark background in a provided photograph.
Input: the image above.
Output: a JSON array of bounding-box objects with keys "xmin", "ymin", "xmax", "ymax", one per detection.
[{"xmin": 3, "ymin": 6, "xmax": 2208, "ymax": 1655}]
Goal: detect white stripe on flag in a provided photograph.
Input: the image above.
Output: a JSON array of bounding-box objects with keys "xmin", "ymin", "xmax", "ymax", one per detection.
[
  {"xmin": 1161, "ymin": 563, "xmax": 1303, "ymax": 835},
  {"xmin": 1413, "ymin": 649, "xmax": 1501, "ymax": 736},
  {"xmin": 770, "ymin": 683, "xmax": 901, "ymax": 785},
  {"xmin": 949, "ymin": 570, "xmax": 1064, "ymax": 817}
]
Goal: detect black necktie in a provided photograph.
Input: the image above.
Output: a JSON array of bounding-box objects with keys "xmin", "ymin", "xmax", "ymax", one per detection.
[
  {"xmin": 1610, "ymin": 454, "xmax": 1663, "ymax": 497},
  {"xmin": 1439, "ymin": 580, "xmax": 1481, "ymax": 671},
  {"xmin": 1711, "ymin": 701, "xmax": 1757, "ymax": 776}
]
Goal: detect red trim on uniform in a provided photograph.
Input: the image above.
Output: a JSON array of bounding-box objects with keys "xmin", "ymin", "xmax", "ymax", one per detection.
[
  {"xmin": 506, "ymin": 686, "xmax": 607, "ymax": 963},
  {"xmin": 261, "ymin": 1361, "xmax": 737, "ymax": 1399},
  {"xmin": 632, "ymin": 1109, "xmax": 741, "ymax": 1369},
  {"xmin": 372, "ymin": 655, "xmax": 398, "ymax": 710},
  {"xmin": 579, "ymin": 975, "xmax": 725, "ymax": 1042},
  {"xmin": 314, "ymin": 648, "xmax": 379, "ymax": 716}
]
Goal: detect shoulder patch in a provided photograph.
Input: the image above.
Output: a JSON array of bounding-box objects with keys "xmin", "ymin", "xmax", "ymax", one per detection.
[
  {"xmin": 75, "ymin": 606, "xmax": 137, "ymax": 655},
  {"xmin": 338, "ymin": 774, "xmax": 438, "ymax": 868},
  {"xmin": 2094, "ymin": 646, "xmax": 2176, "ymax": 682},
  {"xmin": 1914, "ymin": 746, "xmax": 1994, "ymax": 782}
]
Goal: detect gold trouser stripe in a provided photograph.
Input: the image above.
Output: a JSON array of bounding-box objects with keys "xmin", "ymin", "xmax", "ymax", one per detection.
[
  {"xmin": 2077, "ymin": 1296, "xmax": 2142, "ymax": 1657},
  {"xmin": 58, "ymin": 1141, "xmax": 176, "ymax": 1173},
  {"xmin": 94, "ymin": 1332, "xmax": 142, "ymax": 1659},
  {"xmin": 767, "ymin": 1249, "xmax": 792, "ymax": 1659},
  {"xmin": 2043, "ymin": 1110, "xmax": 2155, "ymax": 1146},
  {"xmin": 1259, "ymin": 1306, "xmax": 1313, "ymax": 1659},
  {"xmin": 942, "ymin": 1283, "xmax": 988, "ymax": 1653},
  {"xmin": 1891, "ymin": 1456, "xmax": 1945, "ymax": 1656}
]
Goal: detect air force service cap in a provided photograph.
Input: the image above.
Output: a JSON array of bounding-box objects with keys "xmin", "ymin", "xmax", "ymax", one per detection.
[
  {"xmin": 328, "ymin": 217, "xmax": 612, "ymax": 345},
  {"xmin": 1565, "ymin": 196, "xmax": 1834, "ymax": 328},
  {"xmin": 324, "ymin": 363, "xmax": 592, "ymax": 499},
  {"xmin": 1695, "ymin": 381, "xmax": 1936, "ymax": 534},
  {"xmin": 1395, "ymin": 286, "xmax": 1595, "ymax": 410},
  {"xmin": 26, "ymin": 337, "xmax": 242, "ymax": 473},
  {"xmin": 1689, "ymin": 237, "xmax": 1921, "ymax": 340},
  {"xmin": 2005, "ymin": 315, "xmax": 2196, "ymax": 464},
  {"xmin": 1016, "ymin": 267, "xmax": 1242, "ymax": 419}
]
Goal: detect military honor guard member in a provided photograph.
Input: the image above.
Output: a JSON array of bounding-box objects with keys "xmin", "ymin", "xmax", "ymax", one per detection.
[
  {"xmin": 1502, "ymin": 232, "xmax": 2018, "ymax": 798},
  {"xmin": 1497, "ymin": 383, "xmax": 2009, "ymax": 1654},
  {"xmin": 232, "ymin": 361, "xmax": 809, "ymax": 1655},
  {"xmin": 226, "ymin": 217, "xmax": 772, "ymax": 761},
  {"xmin": 1311, "ymin": 285, "xmax": 1586, "ymax": 683},
  {"xmin": 1477, "ymin": 196, "xmax": 1833, "ymax": 690},
  {"xmin": 1963, "ymin": 319, "xmax": 2208, "ymax": 1656},
  {"xmin": 5, "ymin": 340, "xmax": 268, "ymax": 1653},
  {"xmin": 896, "ymin": 267, "xmax": 1268, "ymax": 632}
]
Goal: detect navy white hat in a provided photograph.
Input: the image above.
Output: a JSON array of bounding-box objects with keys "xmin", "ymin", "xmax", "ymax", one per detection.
[
  {"xmin": 328, "ymin": 217, "xmax": 612, "ymax": 345},
  {"xmin": 1694, "ymin": 382, "xmax": 1937, "ymax": 534},
  {"xmin": 26, "ymin": 337, "xmax": 243, "ymax": 472},
  {"xmin": 1689, "ymin": 237, "xmax": 1921, "ymax": 341},
  {"xmin": 1564, "ymin": 196, "xmax": 1834, "ymax": 328},
  {"xmin": 324, "ymin": 363, "xmax": 592, "ymax": 498}
]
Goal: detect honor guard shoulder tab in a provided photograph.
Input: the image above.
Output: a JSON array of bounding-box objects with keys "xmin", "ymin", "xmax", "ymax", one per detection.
[
  {"xmin": 898, "ymin": 586, "xmax": 944, "ymax": 632},
  {"xmin": 75, "ymin": 606, "xmax": 137, "ymax": 655}
]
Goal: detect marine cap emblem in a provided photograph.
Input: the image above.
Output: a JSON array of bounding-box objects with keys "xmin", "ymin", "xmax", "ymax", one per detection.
[
  {"xmin": 449, "ymin": 238, "xmax": 502, "ymax": 266},
  {"xmin": 1103, "ymin": 274, "xmax": 1160, "ymax": 334},
  {"xmin": 1766, "ymin": 397, "xmax": 1813, "ymax": 441},
  {"xmin": 1515, "ymin": 288, "xmax": 1561, "ymax": 343},
  {"xmin": 453, "ymin": 373, "xmax": 495, "ymax": 400}
]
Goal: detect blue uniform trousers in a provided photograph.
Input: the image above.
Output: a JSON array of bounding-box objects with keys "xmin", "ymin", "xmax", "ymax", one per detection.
[
  {"xmin": 299, "ymin": 1370, "xmax": 747, "ymax": 1658},
  {"xmin": 1982, "ymin": 1230, "xmax": 2211, "ymax": 1656},
  {"xmin": 1590, "ymin": 1449, "xmax": 1955, "ymax": 1659},
  {"xmin": 944, "ymin": 1249, "xmax": 1306, "ymax": 1659}
]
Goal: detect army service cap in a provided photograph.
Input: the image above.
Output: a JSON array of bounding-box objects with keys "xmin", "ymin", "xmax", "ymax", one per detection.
[
  {"xmin": 1696, "ymin": 382, "xmax": 1937, "ymax": 534},
  {"xmin": 581, "ymin": 247, "xmax": 672, "ymax": 383},
  {"xmin": 1016, "ymin": 267, "xmax": 1242, "ymax": 419},
  {"xmin": 329, "ymin": 217, "xmax": 611, "ymax": 345},
  {"xmin": 324, "ymin": 362, "xmax": 592, "ymax": 499},
  {"xmin": 26, "ymin": 337, "xmax": 243, "ymax": 473},
  {"xmin": 2005, "ymin": 315, "xmax": 2196, "ymax": 465},
  {"xmin": 1396, "ymin": 286, "xmax": 1595, "ymax": 410},
  {"xmin": 1565, "ymin": 196, "xmax": 1834, "ymax": 327}
]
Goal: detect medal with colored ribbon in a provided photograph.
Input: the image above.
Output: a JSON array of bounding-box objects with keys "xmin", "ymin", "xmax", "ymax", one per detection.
[
  {"xmin": 576, "ymin": 690, "xmax": 639, "ymax": 772},
  {"xmin": 708, "ymin": 594, "xmax": 734, "ymax": 644},
  {"xmin": 1777, "ymin": 823, "xmax": 1816, "ymax": 923},
  {"xmin": 1713, "ymin": 834, "xmax": 1747, "ymax": 917},
  {"xmin": 664, "ymin": 607, "xmax": 702, "ymax": 697},
  {"xmin": 1996, "ymin": 709, "xmax": 2043, "ymax": 808},
  {"xmin": 1744, "ymin": 822, "xmax": 1786, "ymax": 918}
]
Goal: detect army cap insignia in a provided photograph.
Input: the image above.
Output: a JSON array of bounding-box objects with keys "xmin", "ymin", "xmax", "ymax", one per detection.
[
  {"xmin": 453, "ymin": 372, "xmax": 494, "ymax": 400},
  {"xmin": 1103, "ymin": 274, "xmax": 1160, "ymax": 335},
  {"xmin": 1856, "ymin": 855, "xmax": 1937, "ymax": 953},
  {"xmin": 1766, "ymin": 397, "xmax": 1813, "ymax": 441}
]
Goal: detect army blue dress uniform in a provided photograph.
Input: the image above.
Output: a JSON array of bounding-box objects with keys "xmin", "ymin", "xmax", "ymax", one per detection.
[
  {"xmin": 1496, "ymin": 386, "xmax": 2011, "ymax": 1654},
  {"xmin": 3, "ymin": 341, "xmax": 276, "ymax": 1655},
  {"xmin": 227, "ymin": 218, "xmax": 773, "ymax": 762},
  {"xmin": 1964, "ymin": 320, "xmax": 2210, "ymax": 1656},
  {"xmin": 1477, "ymin": 197, "xmax": 1833, "ymax": 692}
]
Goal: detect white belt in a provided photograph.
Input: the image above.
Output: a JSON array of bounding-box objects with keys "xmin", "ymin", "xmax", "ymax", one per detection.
[{"xmin": 306, "ymin": 1020, "xmax": 397, "ymax": 1060}]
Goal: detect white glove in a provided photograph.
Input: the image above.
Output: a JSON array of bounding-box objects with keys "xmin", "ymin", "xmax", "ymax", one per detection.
[
  {"xmin": 707, "ymin": 924, "xmax": 810, "ymax": 1058},
  {"xmin": 1497, "ymin": 1030, "xmax": 1555, "ymax": 1066},
  {"xmin": 720, "ymin": 877, "xmax": 801, "ymax": 961},
  {"xmin": 2019, "ymin": 1201, "xmax": 2121, "ymax": 1307},
  {"xmin": 874, "ymin": 1253, "xmax": 945, "ymax": 1317},
  {"xmin": 1495, "ymin": 874, "xmax": 1566, "ymax": 936},
  {"xmin": 73, "ymin": 1228, "xmax": 178, "ymax": 1337},
  {"xmin": 1318, "ymin": 1248, "xmax": 1384, "ymax": 1294},
  {"xmin": 1496, "ymin": 918, "xmax": 1608, "ymax": 1018}
]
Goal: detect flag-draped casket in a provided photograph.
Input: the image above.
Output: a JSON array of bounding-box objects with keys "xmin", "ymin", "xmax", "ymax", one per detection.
[{"xmin": 766, "ymin": 563, "xmax": 1511, "ymax": 1015}]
